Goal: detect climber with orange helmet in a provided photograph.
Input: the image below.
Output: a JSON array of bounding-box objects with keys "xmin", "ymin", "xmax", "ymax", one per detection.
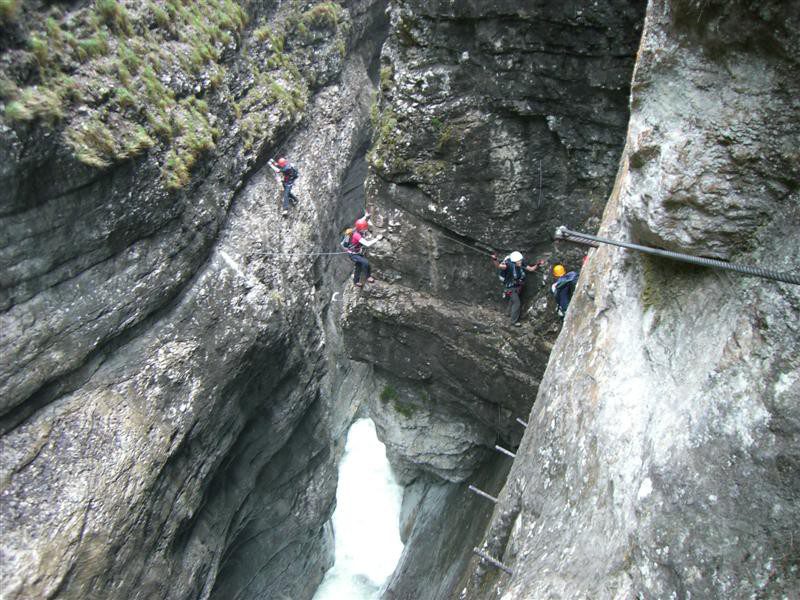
[
  {"xmin": 342, "ymin": 212, "xmax": 381, "ymax": 287},
  {"xmin": 490, "ymin": 251, "xmax": 544, "ymax": 326},
  {"xmin": 551, "ymin": 263, "xmax": 579, "ymax": 317},
  {"xmin": 268, "ymin": 156, "xmax": 300, "ymax": 216}
]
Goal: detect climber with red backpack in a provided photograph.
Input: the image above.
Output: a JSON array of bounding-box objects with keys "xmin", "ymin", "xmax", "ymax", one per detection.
[
  {"xmin": 268, "ymin": 156, "xmax": 300, "ymax": 216},
  {"xmin": 341, "ymin": 213, "xmax": 381, "ymax": 287},
  {"xmin": 491, "ymin": 251, "xmax": 545, "ymax": 326}
]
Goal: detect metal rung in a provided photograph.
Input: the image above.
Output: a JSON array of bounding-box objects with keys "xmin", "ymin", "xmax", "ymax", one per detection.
[
  {"xmin": 473, "ymin": 547, "xmax": 513, "ymax": 574},
  {"xmin": 516, "ymin": 417, "xmax": 528, "ymax": 428},
  {"xmin": 495, "ymin": 445, "xmax": 516, "ymax": 459},
  {"xmin": 468, "ymin": 484, "xmax": 498, "ymax": 503}
]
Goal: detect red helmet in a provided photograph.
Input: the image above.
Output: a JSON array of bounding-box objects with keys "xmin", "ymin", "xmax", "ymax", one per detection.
[
  {"xmin": 277, "ymin": 157, "xmax": 288, "ymax": 167},
  {"xmin": 355, "ymin": 218, "xmax": 369, "ymax": 232}
]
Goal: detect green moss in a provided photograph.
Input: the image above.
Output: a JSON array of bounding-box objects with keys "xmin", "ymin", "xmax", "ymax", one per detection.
[
  {"xmin": 301, "ymin": 2, "xmax": 342, "ymax": 30},
  {"xmin": 380, "ymin": 385, "xmax": 399, "ymax": 403},
  {"xmin": 0, "ymin": 76, "xmax": 19, "ymax": 101},
  {"xmin": 28, "ymin": 35, "xmax": 50, "ymax": 67},
  {"xmin": 5, "ymin": 86, "xmax": 63, "ymax": 123},
  {"xmin": 114, "ymin": 86, "xmax": 136, "ymax": 109},
  {"xmin": 254, "ymin": 25, "xmax": 272, "ymax": 42},
  {"xmin": 4, "ymin": 100, "xmax": 32, "ymax": 121},
  {"xmin": 162, "ymin": 96, "xmax": 219, "ymax": 188},
  {"xmin": 119, "ymin": 43, "xmax": 141, "ymax": 74},
  {"xmin": 77, "ymin": 33, "xmax": 109, "ymax": 62},
  {"xmin": 96, "ymin": 0, "xmax": 132, "ymax": 35},
  {"xmin": 149, "ymin": 2, "xmax": 170, "ymax": 28},
  {"xmin": 0, "ymin": 0, "xmax": 20, "ymax": 23},
  {"xmin": 394, "ymin": 400, "xmax": 417, "ymax": 418},
  {"xmin": 51, "ymin": 74, "xmax": 84, "ymax": 103},
  {"xmin": 435, "ymin": 123, "xmax": 456, "ymax": 154},
  {"xmin": 65, "ymin": 117, "xmax": 117, "ymax": 167},
  {"xmin": 369, "ymin": 106, "xmax": 402, "ymax": 171},
  {"xmin": 379, "ymin": 65, "xmax": 393, "ymax": 93},
  {"xmin": 45, "ymin": 18, "xmax": 64, "ymax": 46},
  {"xmin": 1, "ymin": 0, "xmax": 327, "ymax": 189}
]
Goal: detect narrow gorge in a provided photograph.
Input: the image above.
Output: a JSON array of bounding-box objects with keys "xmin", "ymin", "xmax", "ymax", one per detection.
[{"xmin": 1, "ymin": 1, "xmax": 797, "ymax": 599}]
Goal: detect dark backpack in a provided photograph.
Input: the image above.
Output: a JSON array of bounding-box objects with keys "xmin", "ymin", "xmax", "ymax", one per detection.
[
  {"xmin": 498, "ymin": 257, "xmax": 527, "ymax": 288},
  {"xmin": 553, "ymin": 271, "xmax": 579, "ymax": 312},
  {"xmin": 282, "ymin": 164, "xmax": 299, "ymax": 183}
]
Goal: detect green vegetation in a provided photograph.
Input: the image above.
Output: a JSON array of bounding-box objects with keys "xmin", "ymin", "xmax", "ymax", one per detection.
[
  {"xmin": 393, "ymin": 400, "xmax": 417, "ymax": 418},
  {"xmin": 379, "ymin": 65, "xmax": 393, "ymax": 93},
  {"xmin": 2, "ymin": 0, "xmax": 346, "ymax": 189},
  {"xmin": 367, "ymin": 106, "xmax": 403, "ymax": 172},
  {"xmin": 380, "ymin": 385, "xmax": 399, "ymax": 403},
  {"xmin": 431, "ymin": 115, "xmax": 457, "ymax": 154},
  {"xmin": 0, "ymin": 76, "xmax": 18, "ymax": 100},
  {"xmin": 238, "ymin": 61, "xmax": 307, "ymax": 151},
  {"xmin": 95, "ymin": 0, "xmax": 133, "ymax": 36},
  {"xmin": 2, "ymin": 0, "xmax": 246, "ymax": 188},
  {"xmin": 378, "ymin": 385, "xmax": 417, "ymax": 418},
  {"xmin": 301, "ymin": 2, "xmax": 342, "ymax": 29},
  {"xmin": 4, "ymin": 87, "xmax": 63, "ymax": 123},
  {"xmin": 0, "ymin": 0, "xmax": 20, "ymax": 24}
]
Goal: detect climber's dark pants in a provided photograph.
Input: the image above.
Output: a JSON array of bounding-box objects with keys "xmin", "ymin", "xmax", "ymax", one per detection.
[
  {"xmin": 282, "ymin": 182, "xmax": 298, "ymax": 209},
  {"xmin": 350, "ymin": 254, "xmax": 370, "ymax": 283},
  {"xmin": 506, "ymin": 284, "xmax": 523, "ymax": 323}
]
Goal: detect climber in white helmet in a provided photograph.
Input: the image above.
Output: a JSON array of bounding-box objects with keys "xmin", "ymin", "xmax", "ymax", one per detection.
[{"xmin": 490, "ymin": 250, "xmax": 545, "ymax": 326}]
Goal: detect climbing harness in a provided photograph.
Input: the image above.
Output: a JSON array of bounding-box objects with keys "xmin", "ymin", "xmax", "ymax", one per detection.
[{"xmin": 555, "ymin": 226, "xmax": 800, "ymax": 286}]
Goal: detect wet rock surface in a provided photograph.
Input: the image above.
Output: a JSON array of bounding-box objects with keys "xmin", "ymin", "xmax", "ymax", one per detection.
[
  {"xmin": 342, "ymin": 1, "xmax": 644, "ymax": 594},
  {"xmin": 0, "ymin": 1, "xmax": 388, "ymax": 599},
  {"xmin": 469, "ymin": 1, "xmax": 800, "ymax": 598},
  {"xmin": 344, "ymin": 0, "xmax": 644, "ymax": 477}
]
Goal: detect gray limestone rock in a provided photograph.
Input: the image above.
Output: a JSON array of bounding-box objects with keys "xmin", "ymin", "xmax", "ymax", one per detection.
[
  {"xmin": 341, "ymin": 3, "xmax": 645, "ymax": 586},
  {"xmin": 0, "ymin": 2, "xmax": 389, "ymax": 599},
  {"xmin": 470, "ymin": 1, "xmax": 800, "ymax": 598}
]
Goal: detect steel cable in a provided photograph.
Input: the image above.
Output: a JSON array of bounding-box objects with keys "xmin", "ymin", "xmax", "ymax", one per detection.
[{"xmin": 555, "ymin": 227, "xmax": 800, "ymax": 286}]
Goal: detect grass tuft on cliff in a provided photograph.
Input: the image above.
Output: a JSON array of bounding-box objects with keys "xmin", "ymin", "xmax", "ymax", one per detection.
[
  {"xmin": 0, "ymin": 0, "xmax": 20, "ymax": 24},
  {"xmin": 2, "ymin": 0, "xmax": 348, "ymax": 189},
  {"xmin": 1, "ymin": 0, "xmax": 245, "ymax": 187}
]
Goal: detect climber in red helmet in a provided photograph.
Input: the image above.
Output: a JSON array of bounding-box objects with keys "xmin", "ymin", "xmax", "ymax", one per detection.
[
  {"xmin": 341, "ymin": 211, "xmax": 381, "ymax": 287},
  {"xmin": 268, "ymin": 156, "xmax": 300, "ymax": 216}
]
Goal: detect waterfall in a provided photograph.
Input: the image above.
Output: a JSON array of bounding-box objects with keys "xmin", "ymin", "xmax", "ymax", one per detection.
[{"xmin": 314, "ymin": 418, "xmax": 405, "ymax": 599}]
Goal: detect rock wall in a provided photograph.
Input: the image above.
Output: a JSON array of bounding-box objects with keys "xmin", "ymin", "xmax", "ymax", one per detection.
[
  {"xmin": 341, "ymin": 1, "xmax": 645, "ymax": 595},
  {"xmin": 470, "ymin": 0, "xmax": 800, "ymax": 597},
  {"xmin": 0, "ymin": 1, "xmax": 388, "ymax": 599}
]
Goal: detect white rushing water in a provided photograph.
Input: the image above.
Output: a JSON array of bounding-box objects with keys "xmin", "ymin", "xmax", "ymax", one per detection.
[{"xmin": 313, "ymin": 418, "xmax": 405, "ymax": 599}]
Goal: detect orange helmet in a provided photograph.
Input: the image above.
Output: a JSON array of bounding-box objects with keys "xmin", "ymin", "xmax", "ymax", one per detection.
[{"xmin": 277, "ymin": 157, "xmax": 288, "ymax": 167}]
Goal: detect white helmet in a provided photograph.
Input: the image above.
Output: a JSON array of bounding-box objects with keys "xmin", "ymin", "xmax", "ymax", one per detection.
[{"xmin": 509, "ymin": 251, "xmax": 523, "ymax": 262}]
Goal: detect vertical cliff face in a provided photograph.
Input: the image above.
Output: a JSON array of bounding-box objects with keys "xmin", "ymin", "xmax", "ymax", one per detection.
[
  {"xmin": 346, "ymin": 0, "xmax": 645, "ymax": 483},
  {"xmin": 471, "ymin": 0, "xmax": 800, "ymax": 597},
  {"xmin": 0, "ymin": 1, "xmax": 387, "ymax": 599},
  {"xmin": 341, "ymin": 0, "xmax": 646, "ymax": 596}
]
